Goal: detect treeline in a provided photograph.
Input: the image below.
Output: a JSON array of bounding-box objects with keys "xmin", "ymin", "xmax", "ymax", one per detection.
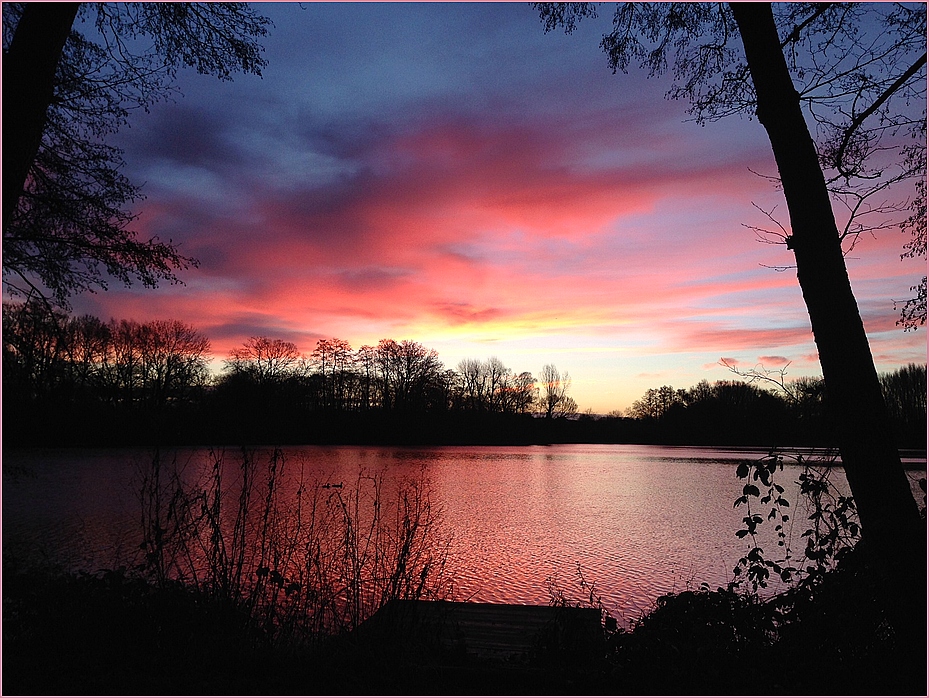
[
  {"xmin": 3, "ymin": 300, "xmax": 925, "ymax": 449},
  {"xmin": 2, "ymin": 301, "xmax": 575, "ymax": 446},
  {"xmin": 621, "ymin": 367, "xmax": 927, "ymax": 449}
]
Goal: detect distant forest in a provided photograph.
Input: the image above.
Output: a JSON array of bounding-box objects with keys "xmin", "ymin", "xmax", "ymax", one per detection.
[{"xmin": 3, "ymin": 300, "xmax": 926, "ymax": 449}]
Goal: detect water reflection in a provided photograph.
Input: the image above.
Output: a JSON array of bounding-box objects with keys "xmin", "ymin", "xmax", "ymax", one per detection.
[{"xmin": 4, "ymin": 444, "xmax": 925, "ymax": 628}]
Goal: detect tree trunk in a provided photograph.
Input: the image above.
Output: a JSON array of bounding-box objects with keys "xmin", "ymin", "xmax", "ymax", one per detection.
[
  {"xmin": 3, "ymin": 2, "xmax": 79, "ymax": 227},
  {"xmin": 729, "ymin": 3, "xmax": 922, "ymax": 559}
]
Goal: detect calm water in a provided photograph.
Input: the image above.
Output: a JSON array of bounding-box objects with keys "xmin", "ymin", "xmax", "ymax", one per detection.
[{"xmin": 4, "ymin": 444, "xmax": 925, "ymax": 624}]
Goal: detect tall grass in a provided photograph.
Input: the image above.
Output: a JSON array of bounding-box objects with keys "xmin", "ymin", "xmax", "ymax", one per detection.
[{"xmin": 137, "ymin": 447, "xmax": 454, "ymax": 647}]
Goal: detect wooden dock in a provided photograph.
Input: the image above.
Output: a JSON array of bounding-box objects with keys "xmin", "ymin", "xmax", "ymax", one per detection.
[{"xmin": 356, "ymin": 599, "xmax": 603, "ymax": 663}]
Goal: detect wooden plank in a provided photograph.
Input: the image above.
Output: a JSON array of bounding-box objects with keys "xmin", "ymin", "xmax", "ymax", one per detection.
[{"xmin": 357, "ymin": 600, "xmax": 603, "ymax": 662}]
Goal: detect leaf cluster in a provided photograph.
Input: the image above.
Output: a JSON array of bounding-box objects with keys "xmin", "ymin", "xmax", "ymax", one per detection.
[
  {"xmin": 731, "ymin": 448, "xmax": 868, "ymax": 595},
  {"xmin": 732, "ymin": 453, "xmax": 794, "ymax": 591}
]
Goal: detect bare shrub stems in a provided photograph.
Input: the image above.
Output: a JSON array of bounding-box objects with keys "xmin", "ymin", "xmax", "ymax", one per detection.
[{"xmin": 137, "ymin": 447, "xmax": 454, "ymax": 647}]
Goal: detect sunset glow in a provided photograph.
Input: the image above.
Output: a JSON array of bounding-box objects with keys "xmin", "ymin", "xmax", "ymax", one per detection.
[{"xmin": 62, "ymin": 3, "xmax": 925, "ymax": 413}]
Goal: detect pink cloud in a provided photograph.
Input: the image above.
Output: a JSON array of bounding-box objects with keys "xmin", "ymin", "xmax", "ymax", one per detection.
[
  {"xmin": 66, "ymin": 82, "xmax": 921, "ymax": 411},
  {"xmin": 672, "ymin": 324, "xmax": 815, "ymax": 353}
]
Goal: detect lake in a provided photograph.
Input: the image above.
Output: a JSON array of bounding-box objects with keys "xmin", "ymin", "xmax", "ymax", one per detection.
[{"xmin": 4, "ymin": 444, "xmax": 925, "ymax": 626}]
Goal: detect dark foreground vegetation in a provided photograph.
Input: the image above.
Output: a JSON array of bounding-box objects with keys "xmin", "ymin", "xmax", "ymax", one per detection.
[
  {"xmin": 4, "ymin": 300, "xmax": 926, "ymax": 449},
  {"xmin": 4, "ymin": 544, "xmax": 925, "ymax": 696}
]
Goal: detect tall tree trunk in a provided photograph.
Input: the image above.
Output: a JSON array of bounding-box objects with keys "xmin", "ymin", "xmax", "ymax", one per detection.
[
  {"xmin": 3, "ymin": 2, "xmax": 79, "ymax": 227},
  {"xmin": 729, "ymin": 3, "xmax": 922, "ymax": 559}
]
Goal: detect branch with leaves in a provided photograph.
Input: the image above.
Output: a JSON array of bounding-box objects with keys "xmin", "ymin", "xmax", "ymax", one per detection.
[{"xmin": 2, "ymin": 2, "xmax": 272, "ymax": 308}]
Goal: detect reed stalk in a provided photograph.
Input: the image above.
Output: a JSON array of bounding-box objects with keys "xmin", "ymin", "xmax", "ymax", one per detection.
[{"xmin": 137, "ymin": 447, "xmax": 453, "ymax": 647}]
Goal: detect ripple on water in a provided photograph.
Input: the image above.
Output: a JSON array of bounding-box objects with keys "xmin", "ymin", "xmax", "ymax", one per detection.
[{"xmin": 4, "ymin": 444, "xmax": 924, "ymax": 627}]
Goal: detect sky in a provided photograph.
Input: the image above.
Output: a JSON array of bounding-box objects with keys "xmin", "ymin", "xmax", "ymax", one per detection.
[{"xmin": 65, "ymin": 2, "xmax": 926, "ymax": 414}]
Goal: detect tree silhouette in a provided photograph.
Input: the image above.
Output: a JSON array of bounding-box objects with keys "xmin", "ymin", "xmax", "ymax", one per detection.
[
  {"xmin": 538, "ymin": 363, "xmax": 576, "ymax": 419},
  {"xmin": 311, "ymin": 338, "xmax": 355, "ymax": 410},
  {"xmin": 898, "ymin": 136, "xmax": 927, "ymax": 329},
  {"xmin": 628, "ymin": 385, "xmax": 683, "ymax": 421},
  {"xmin": 536, "ymin": 1, "xmax": 924, "ymax": 562},
  {"xmin": 506, "ymin": 371, "xmax": 539, "ymax": 414},
  {"xmin": 2, "ymin": 298, "xmax": 69, "ymax": 399},
  {"xmin": 3, "ymin": 300, "xmax": 210, "ymax": 412},
  {"xmin": 880, "ymin": 363, "xmax": 928, "ymax": 446},
  {"xmin": 225, "ymin": 336, "xmax": 301, "ymax": 387},
  {"xmin": 375, "ymin": 339, "xmax": 444, "ymax": 412},
  {"xmin": 132, "ymin": 320, "xmax": 211, "ymax": 409},
  {"xmin": 2, "ymin": 2, "xmax": 271, "ymax": 306},
  {"xmin": 729, "ymin": 0, "xmax": 923, "ymax": 569},
  {"xmin": 457, "ymin": 358, "xmax": 490, "ymax": 411}
]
